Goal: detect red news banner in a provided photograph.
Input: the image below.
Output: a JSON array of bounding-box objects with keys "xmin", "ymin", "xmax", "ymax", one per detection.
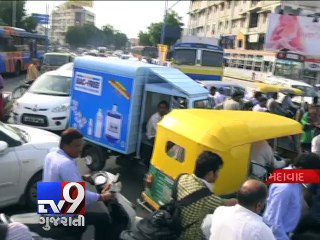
[{"xmin": 266, "ymin": 169, "xmax": 320, "ymax": 184}]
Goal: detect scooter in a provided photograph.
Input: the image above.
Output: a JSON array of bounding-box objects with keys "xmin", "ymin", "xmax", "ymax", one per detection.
[{"xmin": 0, "ymin": 171, "xmax": 138, "ymax": 240}]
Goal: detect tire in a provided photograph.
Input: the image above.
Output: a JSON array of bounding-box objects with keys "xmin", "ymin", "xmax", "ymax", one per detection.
[
  {"xmin": 12, "ymin": 85, "xmax": 28, "ymax": 99},
  {"xmin": 14, "ymin": 61, "xmax": 21, "ymax": 76},
  {"xmin": 82, "ymin": 145, "xmax": 107, "ymax": 171},
  {"xmin": 25, "ymin": 172, "xmax": 42, "ymax": 209}
]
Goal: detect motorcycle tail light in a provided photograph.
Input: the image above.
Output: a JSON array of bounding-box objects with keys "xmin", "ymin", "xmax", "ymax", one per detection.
[{"xmin": 144, "ymin": 173, "xmax": 153, "ymax": 188}]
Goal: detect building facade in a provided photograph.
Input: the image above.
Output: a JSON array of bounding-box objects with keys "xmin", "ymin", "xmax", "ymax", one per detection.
[
  {"xmin": 187, "ymin": 0, "xmax": 320, "ymax": 50},
  {"xmin": 50, "ymin": 2, "xmax": 95, "ymax": 45}
]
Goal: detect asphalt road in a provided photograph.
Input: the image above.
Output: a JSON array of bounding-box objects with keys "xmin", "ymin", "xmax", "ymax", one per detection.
[{"xmin": 0, "ymin": 73, "xmax": 255, "ymax": 238}]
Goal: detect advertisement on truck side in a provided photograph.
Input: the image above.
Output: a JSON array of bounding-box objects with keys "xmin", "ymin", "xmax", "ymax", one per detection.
[{"xmin": 70, "ymin": 68, "xmax": 133, "ymax": 153}]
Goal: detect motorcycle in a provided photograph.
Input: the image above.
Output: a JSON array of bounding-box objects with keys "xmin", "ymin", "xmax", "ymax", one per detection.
[{"xmin": 0, "ymin": 171, "xmax": 138, "ymax": 240}]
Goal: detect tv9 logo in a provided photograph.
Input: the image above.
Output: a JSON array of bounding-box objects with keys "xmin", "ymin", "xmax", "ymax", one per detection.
[{"xmin": 37, "ymin": 182, "xmax": 86, "ymax": 215}]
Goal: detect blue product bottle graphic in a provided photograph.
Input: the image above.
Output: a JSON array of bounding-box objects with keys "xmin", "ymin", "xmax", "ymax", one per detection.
[{"xmin": 105, "ymin": 104, "xmax": 122, "ymax": 143}]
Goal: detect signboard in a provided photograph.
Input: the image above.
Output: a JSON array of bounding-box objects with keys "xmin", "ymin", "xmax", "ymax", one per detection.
[
  {"xmin": 248, "ymin": 34, "xmax": 259, "ymax": 43},
  {"xmin": 265, "ymin": 13, "xmax": 320, "ymax": 55},
  {"xmin": 70, "ymin": 68, "xmax": 133, "ymax": 153},
  {"xmin": 32, "ymin": 13, "xmax": 49, "ymax": 25},
  {"xmin": 305, "ymin": 62, "xmax": 320, "ymax": 71},
  {"xmin": 157, "ymin": 44, "xmax": 168, "ymax": 64},
  {"xmin": 68, "ymin": 0, "xmax": 93, "ymax": 7}
]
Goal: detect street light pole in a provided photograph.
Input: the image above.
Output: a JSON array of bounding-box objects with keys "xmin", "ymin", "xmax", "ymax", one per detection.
[
  {"xmin": 160, "ymin": 0, "xmax": 181, "ymax": 44},
  {"xmin": 160, "ymin": 0, "xmax": 168, "ymax": 44},
  {"xmin": 12, "ymin": 0, "xmax": 16, "ymax": 27}
]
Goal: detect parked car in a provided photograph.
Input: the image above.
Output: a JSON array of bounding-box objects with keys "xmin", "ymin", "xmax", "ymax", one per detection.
[
  {"xmin": 40, "ymin": 52, "xmax": 75, "ymax": 73},
  {"xmin": 12, "ymin": 69, "xmax": 72, "ymax": 131},
  {"xmin": 197, "ymin": 81, "xmax": 247, "ymax": 98},
  {"xmin": 0, "ymin": 122, "xmax": 60, "ymax": 208}
]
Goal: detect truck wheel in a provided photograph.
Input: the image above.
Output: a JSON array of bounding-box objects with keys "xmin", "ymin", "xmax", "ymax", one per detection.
[{"xmin": 82, "ymin": 145, "xmax": 106, "ymax": 171}]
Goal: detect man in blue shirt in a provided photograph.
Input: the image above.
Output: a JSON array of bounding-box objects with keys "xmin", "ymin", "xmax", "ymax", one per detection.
[
  {"xmin": 43, "ymin": 128, "xmax": 114, "ymax": 240},
  {"xmin": 263, "ymin": 153, "xmax": 320, "ymax": 240}
]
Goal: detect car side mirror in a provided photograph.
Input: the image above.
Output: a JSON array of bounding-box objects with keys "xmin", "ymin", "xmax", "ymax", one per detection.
[{"xmin": 0, "ymin": 141, "xmax": 8, "ymax": 155}]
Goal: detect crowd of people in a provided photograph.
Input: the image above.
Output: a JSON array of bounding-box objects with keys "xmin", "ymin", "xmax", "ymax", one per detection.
[{"xmin": 178, "ymin": 151, "xmax": 320, "ymax": 240}]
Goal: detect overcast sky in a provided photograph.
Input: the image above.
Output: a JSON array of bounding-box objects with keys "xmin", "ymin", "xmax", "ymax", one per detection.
[{"xmin": 25, "ymin": 1, "xmax": 191, "ymax": 38}]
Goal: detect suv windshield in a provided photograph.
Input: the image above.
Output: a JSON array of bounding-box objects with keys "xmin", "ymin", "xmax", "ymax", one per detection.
[
  {"xmin": 29, "ymin": 74, "xmax": 72, "ymax": 96},
  {"xmin": 43, "ymin": 55, "xmax": 70, "ymax": 66}
]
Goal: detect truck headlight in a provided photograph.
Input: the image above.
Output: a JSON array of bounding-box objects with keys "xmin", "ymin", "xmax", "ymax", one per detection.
[{"xmin": 52, "ymin": 104, "xmax": 70, "ymax": 113}]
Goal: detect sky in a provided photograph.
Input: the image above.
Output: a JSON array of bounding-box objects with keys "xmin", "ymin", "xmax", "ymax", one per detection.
[{"xmin": 25, "ymin": 1, "xmax": 191, "ymax": 38}]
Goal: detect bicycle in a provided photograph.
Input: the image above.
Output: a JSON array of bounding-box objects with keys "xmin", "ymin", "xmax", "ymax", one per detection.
[{"xmin": 12, "ymin": 80, "xmax": 32, "ymax": 100}]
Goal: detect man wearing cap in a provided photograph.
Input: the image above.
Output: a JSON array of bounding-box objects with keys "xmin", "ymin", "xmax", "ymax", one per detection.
[{"xmin": 223, "ymin": 91, "xmax": 244, "ymax": 110}]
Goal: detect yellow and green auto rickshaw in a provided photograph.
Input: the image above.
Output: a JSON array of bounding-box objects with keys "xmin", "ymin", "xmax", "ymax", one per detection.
[{"xmin": 138, "ymin": 109, "xmax": 302, "ymax": 211}]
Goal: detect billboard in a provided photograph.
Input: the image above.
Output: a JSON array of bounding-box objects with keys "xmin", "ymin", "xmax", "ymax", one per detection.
[
  {"xmin": 68, "ymin": 0, "xmax": 93, "ymax": 7},
  {"xmin": 265, "ymin": 13, "xmax": 320, "ymax": 55},
  {"xmin": 32, "ymin": 13, "xmax": 49, "ymax": 25}
]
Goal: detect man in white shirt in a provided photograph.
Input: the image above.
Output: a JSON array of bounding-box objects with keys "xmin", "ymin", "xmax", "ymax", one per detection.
[
  {"xmin": 146, "ymin": 100, "xmax": 169, "ymax": 144},
  {"xmin": 202, "ymin": 179, "xmax": 275, "ymax": 240},
  {"xmin": 214, "ymin": 88, "xmax": 226, "ymax": 105},
  {"xmin": 250, "ymin": 140, "xmax": 289, "ymax": 178}
]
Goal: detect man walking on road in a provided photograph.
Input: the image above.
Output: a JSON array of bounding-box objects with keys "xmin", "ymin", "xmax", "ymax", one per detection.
[{"xmin": 26, "ymin": 59, "xmax": 40, "ymax": 84}]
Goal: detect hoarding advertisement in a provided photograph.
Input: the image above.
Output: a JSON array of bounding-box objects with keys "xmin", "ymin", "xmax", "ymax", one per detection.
[
  {"xmin": 70, "ymin": 69, "xmax": 133, "ymax": 153},
  {"xmin": 265, "ymin": 13, "xmax": 320, "ymax": 55}
]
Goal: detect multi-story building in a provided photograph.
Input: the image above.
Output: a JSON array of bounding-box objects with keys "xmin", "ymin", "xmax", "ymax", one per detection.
[
  {"xmin": 50, "ymin": 2, "xmax": 95, "ymax": 45},
  {"xmin": 187, "ymin": 0, "xmax": 320, "ymax": 50}
]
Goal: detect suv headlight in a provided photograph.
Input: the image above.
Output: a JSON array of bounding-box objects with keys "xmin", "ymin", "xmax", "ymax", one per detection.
[{"xmin": 52, "ymin": 103, "xmax": 70, "ymax": 113}]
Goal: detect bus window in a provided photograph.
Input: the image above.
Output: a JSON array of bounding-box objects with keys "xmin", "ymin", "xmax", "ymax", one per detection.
[
  {"xmin": 174, "ymin": 49, "xmax": 196, "ymax": 65},
  {"xmin": 201, "ymin": 50, "xmax": 223, "ymax": 67}
]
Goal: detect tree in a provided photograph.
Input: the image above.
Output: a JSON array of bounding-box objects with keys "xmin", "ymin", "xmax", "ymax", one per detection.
[
  {"xmin": 21, "ymin": 16, "xmax": 37, "ymax": 32},
  {"xmin": 0, "ymin": 1, "xmax": 26, "ymax": 27},
  {"xmin": 139, "ymin": 11, "xmax": 184, "ymax": 47},
  {"xmin": 102, "ymin": 24, "xmax": 114, "ymax": 46},
  {"xmin": 65, "ymin": 26, "xmax": 86, "ymax": 47},
  {"xmin": 113, "ymin": 31, "xmax": 128, "ymax": 49},
  {"xmin": 138, "ymin": 31, "xmax": 152, "ymax": 46},
  {"xmin": 65, "ymin": 23, "xmax": 128, "ymax": 49}
]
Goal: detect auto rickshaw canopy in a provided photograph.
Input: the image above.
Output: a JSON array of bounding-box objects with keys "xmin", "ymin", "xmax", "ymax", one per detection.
[
  {"xmin": 255, "ymin": 83, "xmax": 304, "ymax": 96},
  {"xmin": 159, "ymin": 109, "xmax": 303, "ymax": 152}
]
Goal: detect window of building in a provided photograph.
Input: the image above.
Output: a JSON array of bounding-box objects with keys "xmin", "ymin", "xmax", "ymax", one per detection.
[
  {"xmin": 238, "ymin": 40, "xmax": 243, "ymax": 48},
  {"xmin": 225, "ymin": 21, "xmax": 229, "ymax": 28},
  {"xmin": 166, "ymin": 141, "xmax": 185, "ymax": 162},
  {"xmin": 235, "ymin": 1, "xmax": 238, "ymax": 7},
  {"xmin": 232, "ymin": 21, "xmax": 237, "ymax": 28},
  {"xmin": 240, "ymin": 19, "xmax": 245, "ymax": 27},
  {"xmin": 249, "ymin": 12, "xmax": 259, "ymax": 28},
  {"xmin": 226, "ymin": 1, "xmax": 231, "ymax": 9},
  {"xmin": 220, "ymin": 3, "xmax": 224, "ymax": 11}
]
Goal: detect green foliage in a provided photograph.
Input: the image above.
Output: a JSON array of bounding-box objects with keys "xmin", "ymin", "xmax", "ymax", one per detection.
[
  {"xmin": 21, "ymin": 16, "xmax": 37, "ymax": 32},
  {"xmin": 138, "ymin": 31, "xmax": 152, "ymax": 46},
  {"xmin": 138, "ymin": 10, "xmax": 184, "ymax": 47},
  {"xmin": 0, "ymin": 1, "xmax": 38, "ymax": 32},
  {"xmin": 65, "ymin": 23, "xmax": 128, "ymax": 49}
]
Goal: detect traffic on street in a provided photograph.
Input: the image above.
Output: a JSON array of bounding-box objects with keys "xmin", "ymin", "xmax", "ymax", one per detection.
[{"xmin": 1, "ymin": 1, "xmax": 320, "ymax": 240}]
